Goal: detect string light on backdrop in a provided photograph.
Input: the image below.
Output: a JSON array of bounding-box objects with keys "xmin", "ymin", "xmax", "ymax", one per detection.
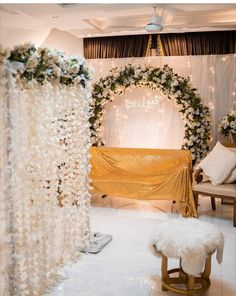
[
  {"xmin": 89, "ymin": 54, "xmax": 235, "ymax": 147},
  {"xmin": 124, "ymin": 89, "xmax": 166, "ymax": 110},
  {"xmin": 90, "ymin": 64, "xmax": 211, "ymax": 164}
]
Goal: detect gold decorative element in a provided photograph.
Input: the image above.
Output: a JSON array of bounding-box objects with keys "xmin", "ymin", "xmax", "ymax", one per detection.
[
  {"xmin": 161, "ymin": 254, "xmax": 212, "ymax": 294},
  {"xmin": 90, "ymin": 146, "xmax": 197, "ymax": 217}
]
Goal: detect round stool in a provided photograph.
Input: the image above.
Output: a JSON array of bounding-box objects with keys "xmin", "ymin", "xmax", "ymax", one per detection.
[{"xmin": 152, "ymin": 218, "xmax": 224, "ymax": 295}]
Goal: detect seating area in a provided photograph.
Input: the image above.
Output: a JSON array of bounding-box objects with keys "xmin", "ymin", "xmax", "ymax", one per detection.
[
  {"xmin": 193, "ymin": 143, "xmax": 236, "ymax": 227},
  {"xmin": 1, "ymin": 3, "xmax": 236, "ymax": 296},
  {"xmin": 90, "ymin": 146, "xmax": 197, "ymax": 217},
  {"xmin": 152, "ymin": 218, "xmax": 224, "ymax": 295}
]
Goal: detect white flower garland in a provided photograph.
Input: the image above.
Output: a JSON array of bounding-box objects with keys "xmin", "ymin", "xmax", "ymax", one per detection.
[
  {"xmin": 5, "ymin": 43, "xmax": 93, "ymax": 88},
  {"xmin": 0, "ymin": 44, "xmax": 93, "ymax": 295},
  {"xmin": 218, "ymin": 110, "xmax": 236, "ymax": 137},
  {"xmin": 90, "ymin": 64, "xmax": 211, "ymax": 164}
]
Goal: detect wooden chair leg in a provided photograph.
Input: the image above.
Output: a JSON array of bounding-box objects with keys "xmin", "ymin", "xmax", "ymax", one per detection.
[
  {"xmin": 233, "ymin": 199, "xmax": 236, "ymax": 227},
  {"xmin": 211, "ymin": 197, "xmax": 216, "ymax": 211},
  {"xmin": 193, "ymin": 192, "xmax": 199, "ymax": 209}
]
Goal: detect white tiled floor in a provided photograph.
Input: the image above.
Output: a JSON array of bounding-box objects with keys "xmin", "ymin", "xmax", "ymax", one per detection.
[{"xmin": 47, "ymin": 196, "xmax": 236, "ymax": 296}]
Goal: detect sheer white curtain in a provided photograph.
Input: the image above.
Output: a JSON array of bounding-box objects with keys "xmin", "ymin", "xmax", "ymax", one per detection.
[
  {"xmin": 103, "ymin": 86, "xmax": 185, "ymax": 148},
  {"xmin": 89, "ymin": 55, "xmax": 236, "ymax": 149}
]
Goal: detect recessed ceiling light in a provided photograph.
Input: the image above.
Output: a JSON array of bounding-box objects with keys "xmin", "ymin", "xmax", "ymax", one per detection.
[{"xmin": 52, "ymin": 16, "xmax": 59, "ymax": 19}]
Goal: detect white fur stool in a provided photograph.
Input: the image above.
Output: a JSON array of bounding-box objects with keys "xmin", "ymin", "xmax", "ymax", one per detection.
[{"xmin": 152, "ymin": 218, "xmax": 224, "ymax": 295}]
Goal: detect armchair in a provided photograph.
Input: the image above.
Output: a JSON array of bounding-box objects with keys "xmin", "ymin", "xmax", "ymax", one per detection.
[{"xmin": 193, "ymin": 143, "xmax": 236, "ymax": 227}]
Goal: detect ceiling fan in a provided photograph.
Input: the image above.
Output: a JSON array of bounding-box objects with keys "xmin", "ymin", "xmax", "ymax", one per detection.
[
  {"xmin": 84, "ymin": 5, "xmax": 171, "ymax": 34},
  {"xmin": 146, "ymin": 6, "xmax": 163, "ymax": 33}
]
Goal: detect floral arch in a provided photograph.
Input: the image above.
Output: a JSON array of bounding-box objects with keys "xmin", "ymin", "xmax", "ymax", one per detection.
[{"xmin": 90, "ymin": 64, "xmax": 211, "ymax": 164}]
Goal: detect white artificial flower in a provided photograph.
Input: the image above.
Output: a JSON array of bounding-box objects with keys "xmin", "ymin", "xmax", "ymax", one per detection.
[
  {"xmin": 69, "ymin": 64, "xmax": 80, "ymax": 74},
  {"xmin": 26, "ymin": 55, "xmax": 39, "ymax": 70},
  {"xmin": 0, "ymin": 45, "xmax": 10, "ymax": 62}
]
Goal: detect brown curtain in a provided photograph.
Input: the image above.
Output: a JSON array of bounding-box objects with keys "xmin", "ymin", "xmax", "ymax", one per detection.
[
  {"xmin": 84, "ymin": 31, "xmax": 236, "ymax": 59},
  {"xmin": 84, "ymin": 34, "xmax": 150, "ymax": 59},
  {"xmin": 159, "ymin": 30, "xmax": 236, "ymax": 56}
]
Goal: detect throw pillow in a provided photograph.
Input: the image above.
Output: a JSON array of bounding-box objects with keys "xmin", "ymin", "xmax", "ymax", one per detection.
[
  {"xmin": 224, "ymin": 147, "xmax": 236, "ymax": 184},
  {"xmin": 199, "ymin": 142, "xmax": 236, "ymax": 185}
]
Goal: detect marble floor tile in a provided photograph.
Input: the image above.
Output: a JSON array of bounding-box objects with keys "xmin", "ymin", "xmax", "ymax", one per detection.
[
  {"xmin": 47, "ymin": 197, "xmax": 236, "ymax": 296},
  {"xmin": 221, "ymin": 276, "xmax": 236, "ymax": 296}
]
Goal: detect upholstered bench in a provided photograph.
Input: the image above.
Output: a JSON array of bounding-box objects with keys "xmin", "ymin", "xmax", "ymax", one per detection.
[
  {"xmin": 193, "ymin": 170, "xmax": 236, "ymax": 226},
  {"xmin": 152, "ymin": 218, "xmax": 224, "ymax": 295},
  {"xmin": 193, "ymin": 143, "xmax": 236, "ymax": 227}
]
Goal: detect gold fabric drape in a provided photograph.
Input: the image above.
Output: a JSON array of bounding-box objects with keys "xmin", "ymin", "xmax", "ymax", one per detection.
[{"xmin": 89, "ymin": 147, "xmax": 197, "ymax": 217}]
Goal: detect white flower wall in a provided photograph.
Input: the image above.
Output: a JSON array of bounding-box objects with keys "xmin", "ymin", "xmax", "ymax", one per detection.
[{"xmin": 0, "ymin": 47, "xmax": 92, "ymax": 295}]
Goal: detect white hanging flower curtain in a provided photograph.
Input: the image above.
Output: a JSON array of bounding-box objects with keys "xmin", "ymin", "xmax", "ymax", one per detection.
[{"xmin": 0, "ymin": 44, "xmax": 93, "ymax": 295}]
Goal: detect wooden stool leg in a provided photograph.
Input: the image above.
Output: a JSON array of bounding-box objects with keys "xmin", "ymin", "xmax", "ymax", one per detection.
[
  {"xmin": 188, "ymin": 276, "xmax": 195, "ymax": 290},
  {"xmin": 202, "ymin": 255, "xmax": 212, "ymax": 278},
  {"xmin": 161, "ymin": 254, "xmax": 169, "ymax": 291}
]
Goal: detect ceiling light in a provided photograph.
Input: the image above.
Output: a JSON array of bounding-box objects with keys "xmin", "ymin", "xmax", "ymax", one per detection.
[
  {"xmin": 52, "ymin": 16, "xmax": 59, "ymax": 19},
  {"xmin": 87, "ymin": 34, "xmax": 93, "ymax": 37}
]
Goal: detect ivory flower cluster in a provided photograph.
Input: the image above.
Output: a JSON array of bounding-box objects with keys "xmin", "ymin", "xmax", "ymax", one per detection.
[
  {"xmin": 5, "ymin": 43, "xmax": 93, "ymax": 87},
  {"xmin": 218, "ymin": 111, "xmax": 236, "ymax": 136},
  {"xmin": 90, "ymin": 64, "xmax": 211, "ymax": 164}
]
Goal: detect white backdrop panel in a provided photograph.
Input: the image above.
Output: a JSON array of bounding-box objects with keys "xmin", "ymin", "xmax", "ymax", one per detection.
[{"xmin": 89, "ymin": 55, "xmax": 236, "ymax": 149}]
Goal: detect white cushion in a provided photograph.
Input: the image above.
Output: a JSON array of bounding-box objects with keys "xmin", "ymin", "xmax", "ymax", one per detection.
[
  {"xmin": 199, "ymin": 142, "xmax": 236, "ymax": 185},
  {"xmin": 225, "ymin": 148, "xmax": 236, "ymax": 183},
  {"xmin": 193, "ymin": 181, "xmax": 236, "ymax": 197}
]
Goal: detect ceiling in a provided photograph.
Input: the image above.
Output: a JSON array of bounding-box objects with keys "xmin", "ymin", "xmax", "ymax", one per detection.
[{"xmin": 0, "ymin": 3, "xmax": 236, "ymax": 38}]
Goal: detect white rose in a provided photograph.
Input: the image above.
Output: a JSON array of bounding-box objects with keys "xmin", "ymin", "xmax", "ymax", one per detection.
[
  {"xmin": 26, "ymin": 55, "xmax": 39, "ymax": 70},
  {"xmin": 52, "ymin": 65, "xmax": 61, "ymax": 77},
  {"xmin": 69, "ymin": 64, "xmax": 80, "ymax": 74}
]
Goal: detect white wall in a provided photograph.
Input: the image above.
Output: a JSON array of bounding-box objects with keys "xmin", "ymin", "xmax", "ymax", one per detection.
[
  {"xmin": 0, "ymin": 27, "xmax": 84, "ymax": 57},
  {"xmin": 0, "ymin": 26, "xmax": 51, "ymax": 48},
  {"xmin": 42, "ymin": 29, "xmax": 84, "ymax": 57}
]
